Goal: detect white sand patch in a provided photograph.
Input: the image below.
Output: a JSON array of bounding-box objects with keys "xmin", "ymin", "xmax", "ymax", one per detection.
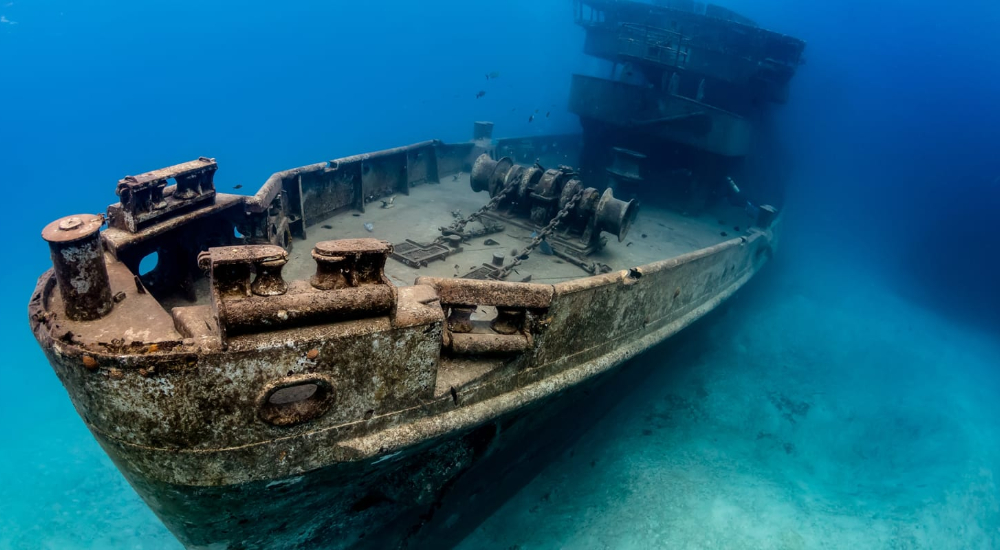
[{"xmin": 459, "ymin": 262, "xmax": 1000, "ymax": 549}]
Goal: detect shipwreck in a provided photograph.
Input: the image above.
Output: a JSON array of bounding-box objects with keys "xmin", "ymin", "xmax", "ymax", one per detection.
[{"xmin": 28, "ymin": 1, "xmax": 804, "ymax": 548}]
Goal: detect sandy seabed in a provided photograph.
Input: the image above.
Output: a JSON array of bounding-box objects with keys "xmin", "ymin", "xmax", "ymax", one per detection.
[
  {"xmin": 3, "ymin": 258, "xmax": 998, "ymax": 550},
  {"xmin": 459, "ymin": 260, "xmax": 1000, "ymax": 550}
]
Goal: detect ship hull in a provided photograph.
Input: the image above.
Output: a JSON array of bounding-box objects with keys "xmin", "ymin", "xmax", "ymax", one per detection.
[
  {"xmin": 73, "ymin": 225, "xmax": 774, "ymax": 549},
  {"xmin": 30, "ymin": 131, "xmax": 779, "ymax": 550},
  {"xmin": 103, "ymin": 362, "xmax": 627, "ymax": 550}
]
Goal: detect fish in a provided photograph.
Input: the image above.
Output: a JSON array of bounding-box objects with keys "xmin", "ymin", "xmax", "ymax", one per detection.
[
  {"xmin": 535, "ymin": 109, "xmax": 539, "ymax": 113},
  {"xmin": 476, "ymin": 90, "xmax": 486, "ymax": 99},
  {"xmin": 545, "ymin": 111, "xmax": 550, "ymax": 118},
  {"xmin": 381, "ymin": 196, "xmax": 395, "ymax": 209},
  {"xmin": 232, "ymin": 184, "xmax": 242, "ymax": 190},
  {"xmin": 720, "ymin": 231, "xmax": 728, "ymax": 237},
  {"xmin": 486, "ymin": 71, "xmax": 501, "ymax": 80},
  {"xmin": 528, "ymin": 115, "xmax": 534, "ymax": 123},
  {"xmin": 321, "ymin": 224, "xmax": 333, "ymax": 229}
]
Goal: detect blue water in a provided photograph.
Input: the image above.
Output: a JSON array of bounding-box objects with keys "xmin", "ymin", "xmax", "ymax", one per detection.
[{"xmin": 2, "ymin": 0, "xmax": 999, "ymax": 548}]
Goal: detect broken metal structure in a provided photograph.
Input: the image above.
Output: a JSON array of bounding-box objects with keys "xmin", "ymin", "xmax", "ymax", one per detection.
[
  {"xmin": 30, "ymin": 132, "xmax": 781, "ymax": 550},
  {"xmin": 570, "ymin": 0, "xmax": 805, "ymax": 208},
  {"xmin": 28, "ymin": 2, "xmax": 802, "ymax": 549}
]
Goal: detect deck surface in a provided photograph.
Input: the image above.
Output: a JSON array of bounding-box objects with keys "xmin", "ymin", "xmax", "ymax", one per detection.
[{"xmin": 283, "ymin": 173, "xmax": 749, "ymax": 287}]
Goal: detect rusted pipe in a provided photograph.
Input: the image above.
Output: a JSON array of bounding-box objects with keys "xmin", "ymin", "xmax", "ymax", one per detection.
[
  {"xmin": 222, "ymin": 285, "xmax": 395, "ymax": 336},
  {"xmin": 448, "ymin": 332, "xmax": 530, "ymax": 355}
]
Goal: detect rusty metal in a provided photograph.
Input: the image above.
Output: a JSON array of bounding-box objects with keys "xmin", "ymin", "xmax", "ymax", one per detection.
[
  {"xmin": 26, "ymin": 13, "xmax": 798, "ymax": 541},
  {"xmin": 606, "ymin": 146, "xmax": 646, "ymax": 189},
  {"xmin": 389, "ymin": 154, "xmax": 512, "ymax": 269},
  {"xmin": 25, "ymin": 4, "xmax": 802, "ymax": 546},
  {"xmin": 447, "ymin": 157, "xmax": 520, "ymax": 233},
  {"xmin": 41, "ymin": 213, "xmax": 113, "ymax": 321},
  {"xmin": 28, "ymin": 138, "xmax": 779, "ymax": 550},
  {"xmin": 573, "ymin": 0, "xmax": 805, "ymax": 105},
  {"xmin": 312, "ymin": 239, "xmax": 392, "ymax": 287},
  {"xmin": 109, "ymin": 157, "xmax": 217, "ymax": 232},
  {"xmin": 197, "ymin": 239, "xmax": 396, "ymax": 338},
  {"xmin": 470, "ymin": 154, "xmax": 637, "ymax": 261},
  {"xmin": 389, "ymin": 239, "xmax": 456, "ymax": 268},
  {"xmin": 496, "ymin": 186, "xmax": 586, "ymax": 280},
  {"xmin": 461, "ymin": 263, "xmax": 504, "ymax": 280}
]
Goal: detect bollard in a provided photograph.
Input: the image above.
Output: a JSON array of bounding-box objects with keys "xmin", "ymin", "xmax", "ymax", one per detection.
[{"xmin": 41, "ymin": 214, "xmax": 113, "ymax": 321}]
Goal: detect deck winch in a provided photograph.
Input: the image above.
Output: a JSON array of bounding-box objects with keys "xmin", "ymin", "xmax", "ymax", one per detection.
[{"xmin": 469, "ymin": 154, "xmax": 638, "ymax": 256}]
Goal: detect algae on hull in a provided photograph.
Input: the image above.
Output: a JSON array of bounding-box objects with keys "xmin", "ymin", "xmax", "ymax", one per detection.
[{"xmin": 27, "ymin": 0, "xmax": 802, "ymax": 546}]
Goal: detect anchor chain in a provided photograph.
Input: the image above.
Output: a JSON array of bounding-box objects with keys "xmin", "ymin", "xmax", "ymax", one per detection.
[
  {"xmin": 437, "ymin": 171, "xmax": 523, "ymax": 242},
  {"xmin": 495, "ymin": 187, "xmax": 586, "ymax": 280}
]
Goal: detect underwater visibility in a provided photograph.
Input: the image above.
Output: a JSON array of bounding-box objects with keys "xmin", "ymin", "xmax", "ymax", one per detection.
[{"xmin": 3, "ymin": 0, "xmax": 1000, "ymax": 549}]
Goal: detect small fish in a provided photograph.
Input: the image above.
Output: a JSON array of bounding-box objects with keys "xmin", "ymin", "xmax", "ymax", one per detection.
[
  {"xmin": 476, "ymin": 90, "xmax": 486, "ymax": 99},
  {"xmin": 381, "ymin": 196, "xmax": 395, "ymax": 209},
  {"xmin": 545, "ymin": 111, "xmax": 550, "ymax": 118},
  {"xmin": 535, "ymin": 109, "xmax": 539, "ymax": 113},
  {"xmin": 626, "ymin": 242, "xmax": 633, "ymax": 247},
  {"xmin": 641, "ymin": 233, "xmax": 647, "ymax": 238},
  {"xmin": 452, "ymin": 175, "xmax": 459, "ymax": 181},
  {"xmin": 720, "ymin": 231, "xmax": 728, "ymax": 237},
  {"xmin": 364, "ymin": 222, "xmax": 374, "ymax": 232},
  {"xmin": 528, "ymin": 115, "xmax": 534, "ymax": 123},
  {"xmin": 484, "ymin": 238, "xmax": 499, "ymax": 246},
  {"xmin": 352, "ymin": 213, "xmax": 361, "ymax": 217},
  {"xmin": 321, "ymin": 224, "xmax": 333, "ymax": 229},
  {"xmin": 734, "ymin": 226, "xmax": 740, "ymax": 231},
  {"xmin": 486, "ymin": 71, "xmax": 500, "ymax": 80},
  {"xmin": 232, "ymin": 184, "xmax": 243, "ymax": 190}
]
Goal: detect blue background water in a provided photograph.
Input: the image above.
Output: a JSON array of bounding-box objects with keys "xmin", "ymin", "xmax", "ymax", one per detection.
[{"xmin": 2, "ymin": 0, "xmax": 999, "ymax": 548}]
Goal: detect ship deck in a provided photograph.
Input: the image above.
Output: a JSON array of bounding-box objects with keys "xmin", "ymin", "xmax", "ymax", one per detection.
[
  {"xmin": 283, "ymin": 172, "xmax": 748, "ymax": 287},
  {"xmin": 156, "ymin": 171, "xmax": 750, "ymax": 313}
]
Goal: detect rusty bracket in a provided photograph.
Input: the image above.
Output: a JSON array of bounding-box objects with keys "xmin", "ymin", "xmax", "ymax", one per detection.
[
  {"xmin": 109, "ymin": 157, "xmax": 218, "ymax": 233},
  {"xmin": 415, "ymin": 277, "xmax": 551, "ymax": 356}
]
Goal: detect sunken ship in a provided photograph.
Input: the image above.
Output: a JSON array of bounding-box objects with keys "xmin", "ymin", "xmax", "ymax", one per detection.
[{"xmin": 28, "ymin": 1, "xmax": 804, "ymax": 548}]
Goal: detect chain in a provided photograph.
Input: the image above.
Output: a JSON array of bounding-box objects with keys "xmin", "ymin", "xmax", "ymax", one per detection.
[
  {"xmin": 438, "ymin": 174, "xmax": 520, "ymax": 242},
  {"xmin": 495, "ymin": 187, "xmax": 585, "ymax": 280}
]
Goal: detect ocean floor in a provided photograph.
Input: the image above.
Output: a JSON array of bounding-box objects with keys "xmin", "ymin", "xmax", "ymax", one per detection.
[
  {"xmin": 3, "ymin": 257, "xmax": 998, "ymax": 549},
  {"xmin": 458, "ymin": 259, "xmax": 1000, "ymax": 550}
]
